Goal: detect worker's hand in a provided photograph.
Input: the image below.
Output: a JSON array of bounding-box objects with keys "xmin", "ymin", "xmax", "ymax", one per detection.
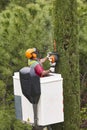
[
  {"xmin": 47, "ymin": 52, "xmax": 51, "ymax": 59},
  {"xmin": 49, "ymin": 67, "xmax": 55, "ymax": 73}
]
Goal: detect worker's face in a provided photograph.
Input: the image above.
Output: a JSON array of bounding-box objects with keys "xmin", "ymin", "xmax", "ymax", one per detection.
[{"xmin": 32, "ymin": 53, "xmax": 37, "ymax": 59}]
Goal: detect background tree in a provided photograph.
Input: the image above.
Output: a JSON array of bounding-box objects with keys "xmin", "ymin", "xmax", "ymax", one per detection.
[
  {"xmin": 52, "ymin": 0, "xmax": 80, "ymax": 130},
  {"xmin": 78, "ymin": 0, "xmax": 87, "ymax": 95},
  {"xmin": 0, "ymin": 1, "xmax": 53, "ymax": 129},
  {"xmin": 0, "ymin": 0, "xmax": 9, "ymax": 11},
  {"xmin": 78, "ymin": 0, "xmax": 87, "ymax": 128},
  {"xmin": 0, "ymin": 0, "xmax": 87, "ymax": 129}
]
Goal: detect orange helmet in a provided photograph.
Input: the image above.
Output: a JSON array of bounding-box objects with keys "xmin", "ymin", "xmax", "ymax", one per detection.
[{"xmin": 25, "ymin": 48, "xmax": 37, "ymax": 59}]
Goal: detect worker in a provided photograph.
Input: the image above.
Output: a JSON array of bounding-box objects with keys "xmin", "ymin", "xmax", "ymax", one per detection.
[{"xmin": 25, "ymin": 48, "xmax": 54, "ymax": 77}]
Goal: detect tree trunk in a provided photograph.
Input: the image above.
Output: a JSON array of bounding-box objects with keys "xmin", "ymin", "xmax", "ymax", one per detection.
[{"xmin": 52, "ymin": 0, "xmax": 80, "ymax": 130}]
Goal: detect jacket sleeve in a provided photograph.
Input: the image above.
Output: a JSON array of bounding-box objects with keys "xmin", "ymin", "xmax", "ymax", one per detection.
[{"xmin": 34, "ymin": 64, "xmax": 44, "ymax": 77}]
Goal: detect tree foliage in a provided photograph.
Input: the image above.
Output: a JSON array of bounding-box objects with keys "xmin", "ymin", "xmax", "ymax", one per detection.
[
  {"xmin": 52, "ymin": 0, "xmax": 80, "ymax": 130},
  {"xmin": 77, "ymin": 0, "xmax": 87, "ymax": 128},
  {"xmin": 0, "ymin": 0, "xmax": 87, "ymax": 129},
  {"xmin": 77, "ymin": 0, "xmax": 87, "ymax": 92},
  {"xmin": 0, "ymin": 0, "xmax": 53, "ymax": 129},
  {"xmin": 0, "ymin": 0, "xmax": 10, "ymax": 11}
]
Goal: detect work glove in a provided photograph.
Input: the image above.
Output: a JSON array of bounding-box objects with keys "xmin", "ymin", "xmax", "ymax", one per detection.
[
  {"xmin": 49, "ymin": 67, "xmax": 55, "ymax": 73},
  {"xmin": 47, "ymin": 52, "xmax": 51, "ymax": 59}
]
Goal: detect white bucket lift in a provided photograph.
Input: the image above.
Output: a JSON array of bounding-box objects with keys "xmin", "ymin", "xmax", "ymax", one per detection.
[{"xmin": 13, "ymin": 72, "xmax": 64, "ymax": 126}]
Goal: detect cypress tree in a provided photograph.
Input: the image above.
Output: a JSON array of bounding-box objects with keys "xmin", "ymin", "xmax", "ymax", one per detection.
[{"xmin": 52, "ymin": 0, "xmax": 80, "ymax": 130}]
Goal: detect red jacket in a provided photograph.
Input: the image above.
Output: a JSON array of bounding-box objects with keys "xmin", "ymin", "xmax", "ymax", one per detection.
[{"xmin": 28, "ymin": 59, "xmax": 44, "ymax": 77}]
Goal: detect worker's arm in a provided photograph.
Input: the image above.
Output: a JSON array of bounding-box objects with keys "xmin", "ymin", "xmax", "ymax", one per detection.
[
  {"xmin": 40, "ymin": 57, "xmax": 48, "ymax": 64},
  {"xmin": 41, "ymin": 70, "xmax": 50, "ymax": 77},
  {"xmin": 41, "ymin": 67, "xmax": 55, "ymax": 77},
  {"xmin": 34, "ymin": 61, "xmax": 55, "ymax": 77},
  {"xmin": 34, "ymin": 64, "xmax": 51, "ymax": 77},
  {"xmin": 39, "ymin": 52, "xmax": 51, "ymax": 64}
]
